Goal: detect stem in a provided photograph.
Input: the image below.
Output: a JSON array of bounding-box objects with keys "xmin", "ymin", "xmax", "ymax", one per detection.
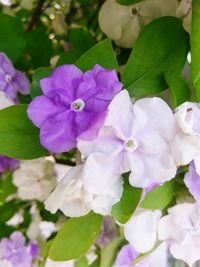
[{"xmin": 26, "ymin": 0, "xmax": 49, "ymax": 32}]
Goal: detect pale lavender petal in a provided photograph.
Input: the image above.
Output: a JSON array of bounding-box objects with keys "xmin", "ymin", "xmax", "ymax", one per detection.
[
  {"xmin": 184, "ymin": 162, "xmax": 200, "ymax": 203},
  {"xmin": 116, "ymin": 244, "xmax": 149, "ymax": 267}
]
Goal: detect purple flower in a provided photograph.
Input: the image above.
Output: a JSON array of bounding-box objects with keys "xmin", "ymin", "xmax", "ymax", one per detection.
[
  {"xmin": 0, "ymin": 53, "xmax": 30, "ymax": 102},
  {"xmin": 96, "ymin": 216, "xmax": 118, "ymax": 247},
  {"xmin": 0, "ymin": 156, "xmax": 19, "ymax": 173},
  {"xmin": 27, "ymin": 64, "xmax": 122, "ymax": 153},
  {"xmin": 116, "ymin": 244, "xmax": 149, "ymax": 267},
  {"xmin": 0, "ymin": 232, "xmax": 38, "ymax": 267},
  {"xmin": 184, "ymin": 156, "xmax": 200, "ymax": 203}
]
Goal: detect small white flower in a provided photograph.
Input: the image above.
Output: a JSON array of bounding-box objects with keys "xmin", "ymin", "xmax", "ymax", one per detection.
[
  {"xmin": 123, "ymin": 208, "xmax": 161, "ymax": 253},
  {"xmin": 158, "ymin": 202, "xmax": 200, "ymax": 267},
  {"xmin": 13, "ymin": 157, "xmax": 57, "ymax": 201},
  {"xmin": 45, "ymin": 164, "xmax": 122, "ymax": 217},
  {"xmin": 99, "ymin": 0, "xmax": 179, "ymax": 48},
  {"xmin": 171, "ymin": 102, "xmax": 200, "ymax": 166}
]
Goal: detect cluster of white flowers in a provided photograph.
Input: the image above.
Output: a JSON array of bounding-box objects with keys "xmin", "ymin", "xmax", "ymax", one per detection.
[
  {"xmin": 42, "ymin": 88, "xmax": 200, "ymax": 266},
  {"xmin": 99, "ymin": 0, "xmax": 192, "ymax": 48}
]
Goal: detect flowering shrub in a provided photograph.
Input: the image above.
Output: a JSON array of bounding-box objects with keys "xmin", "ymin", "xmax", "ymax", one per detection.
[{"xmin": 0, "ymin": 0, "xmax": 200, "ymax": 267}]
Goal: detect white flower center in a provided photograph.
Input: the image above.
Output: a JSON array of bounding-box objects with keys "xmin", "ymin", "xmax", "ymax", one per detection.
[
  {"xmin": 5, "ymin": 74, "xmax": 12, "ymax": 83},
  {"xmin": 71, "ymin": 99, "xmax": 85, "ymax": 112},
  {"xmin": 124, "ymin": 139, "xmax": 137, "ymax": 152}
]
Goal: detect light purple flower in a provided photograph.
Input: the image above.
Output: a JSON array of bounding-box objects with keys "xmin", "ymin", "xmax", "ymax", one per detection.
[
  {"xmin": 0, "ymin": 156, "xmax": 19, "ymax": 173},
  {"xmin": 27, "ymin": 64, "xmax": 122, "ymax": 153},
  {"xmin": 0, "ymin": 232, "xmax": 38, "ymax": 267},
  {"xmin": 78, "ymin": 90, "xmax": 177, "ymax": 190},
  {"xmin": 184, "ymin": 156, "xmax": 200, "ymax": 203},
  {"xmin": 116, "ymin": 244, "xmax": 149, "ymax": 267},
  {"xmin": 0, "ymin": 53, "xmax": 30, "ymax": 102}
]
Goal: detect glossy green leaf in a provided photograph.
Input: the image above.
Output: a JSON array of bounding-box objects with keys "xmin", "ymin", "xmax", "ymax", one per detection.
[
  {"xmin": 140, "ymin": 181, "xmax": 174, "ymax": 210},
  {"xmin": 69, "ymin": 28, "xmax": 96, "ymax": 53},
  {"xmin": 122, "ymin": 17, "xmax": 189, "ymax": 97},
  {"xmin": 76, "ymin": 38, "xmax": 118, "ymax": 72},
  {"xmin": 31, "ymin": 67, "xmax": 52, "ymax": 98},
  {"xmin": 0, "ymin": 223, "xmax": 14, "ymax": 238},
  {"xmin": 0, "ymin": 14, "xmax": 26, "ymax": 62},
  {"xmin": 0, "ymin": 175, "xmax": 17, "ymax": 203},
  {"xmin": 191, "ymin": 0, "xmax": 200, "ymax": 101},
  {"xmin": 57, "ymin": 50, "xmax": 82, "ymax": 66},
  {"xmin": 100, "ymin": 237, "xmax": 125, "ymax": 267},
  {"xmin": 111, "ymin": 177, "xmax": 142, "ymax": 223},
  {"xmin": 26, "ymin": 27, "xmax": 53, "ymax": 68},
  {"xmin": 49, "ymin": 212, "xmax": 103, "ymax": 261},
  {"xmin": 0, "ymin": 201, "xmax": 16, "ymax": 222},
  {"xmin": 165, "ymin": 71, "xmax": 190, "ymax": 107},
  {"xmin": 0, "ymin": 105, "xmax": 47, "ymax": 159}
]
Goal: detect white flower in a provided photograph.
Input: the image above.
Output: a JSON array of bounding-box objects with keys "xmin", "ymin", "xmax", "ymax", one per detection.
[
  {"xmin": 27, "ymin": 209, "xmax": 56, "ymax": 242},
  {"xmin": 78, "ymin": 90, "xmax": 177, "ymax": 189},
  {"xmin": 0, "ymin": 0, "xmax": 11, "ymax": 6},
  {"xmin": 171, "ymin": 102, "xmax": 200, "ymax": 166},
  {"xmin": 158, "ymin": 202, "xmax": 200, "ymax": 267},
  {"xmin": 45, "ymin": 258, "xmax": 74, "ymax": 267},
  {"xmin": 13, "ymin": 157, "xmax": 57, "ymax": 201},
  {"xmin": 99, "ymin": 0, "xmax": 179, "ymax": 48},
  {"xmin": 45, "ymin": 164, "xmax": 122, "ymax": 217},
  {"xmin": 0, "ymin": 91, "xmax": 13, "ymax": 110},
  {"xmin": 123, "ymin": 208, "xmax": 161, "ymax": 253}
]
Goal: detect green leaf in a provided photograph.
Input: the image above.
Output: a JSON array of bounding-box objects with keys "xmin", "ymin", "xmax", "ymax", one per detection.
[
  {"xmin": 116, "ymin": 0, "xmax": 144, "ymax": 5},
  {"xmin": 111, "ymin": 176, "xmax": 142, "ymax": 223},
  {"xmin": 31, "ymin": 67, "xmax": 52, "ymax": 98},
  {"xmin": 0, "ymin": 14, "xmax": 26, "ymax": 63},
  {"xmin": 57, "ymin": 50, "xmax": 83, "ymax": 66},
  {"xmin": 69, "ymin": 28, "xmax": 96, "ymax": 53},
  {"xmin": 165, "ymin": 71, "xmax": 190, "ymax": 107},
  {"xmin": 76, "ymin": 39, "xmax": 118, "ymax": 72},
  {"xmin": 0, "ymin": 175, "xmax": 17, "ymax": 203},
  {"xmin": 140, "ymin": 181, "xmax": 174, "ymax": 210},
  {"xmin": 26, "ymin": 27, "xmax": 53, "ymax": 68},
  {"xmin": 0, "ymin": 223, "xmax": 15, "ymax": 238},
  {"xmin": 0, "ymin": 201, "xmax": 16, "ymax": 222},
  {"xmin": 191, "ymin": 0, "xmax": 200, "ymax": 101},
  {"xmin": 100, "ymin": 237, "xmax": 125, "ymax": 267},
  {"xmin": 49, "ymin": 212, "xmax": 103, "ymax": 261},
  {"xmin": 75, "ymin": 256, "xmax": 88, "ymax": 267},
  {"xmin": 0, "ymin": 105, "xmax": 47, "ymax": 159},
  {"xmin": 122, "ymin": 17, "xmax": 189, "ymax": 97}
]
